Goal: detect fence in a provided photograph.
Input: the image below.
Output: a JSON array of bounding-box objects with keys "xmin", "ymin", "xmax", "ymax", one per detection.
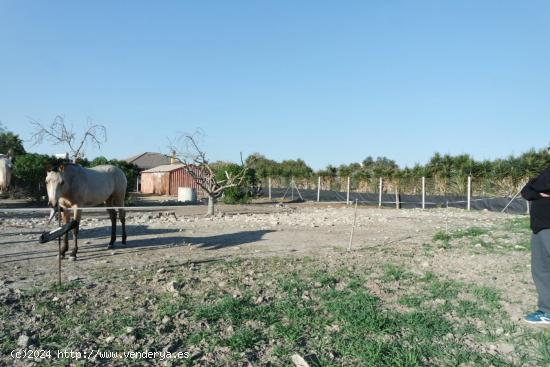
[{"xmin": 262, "ymin": 176, "xmax": 529, "ymax": 214}]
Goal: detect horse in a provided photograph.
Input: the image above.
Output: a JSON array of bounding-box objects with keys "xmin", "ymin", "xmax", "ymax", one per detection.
[
  {"xmin": 0, "ymin": 154, "xmax": 12, "ymax": 194},
  {"xmin": 45, "ymin": 163, "xmax": 127, "ymax": 260}
]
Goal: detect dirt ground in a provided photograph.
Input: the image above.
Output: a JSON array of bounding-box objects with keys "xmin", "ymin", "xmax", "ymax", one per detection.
[{"xmin": 0, "ymin": 202, "xmax": 536, "ymax": 323}]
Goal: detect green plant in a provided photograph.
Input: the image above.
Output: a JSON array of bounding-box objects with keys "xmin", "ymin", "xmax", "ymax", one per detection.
[
  {"xmin": 215, "ymin": 163, "xmax": 258, "ymax": 204},
  {"xmin": 12, "ymin": 153, "xmax": 56, "ymax": 200}
]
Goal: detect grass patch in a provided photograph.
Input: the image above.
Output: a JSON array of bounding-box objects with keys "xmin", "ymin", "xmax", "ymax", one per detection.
[{"xmin": 0, "ymin": 258, "xmax": 536, "ymax": 366}]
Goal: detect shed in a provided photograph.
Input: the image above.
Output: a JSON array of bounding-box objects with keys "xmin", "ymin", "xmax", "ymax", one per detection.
[
  {"xmin": 124, "ymin": 152, "xmax": 176, "ymax": 171},
  {"xmin": 140, "ymin": 163, "xmax": 204, "ymax": 196}
]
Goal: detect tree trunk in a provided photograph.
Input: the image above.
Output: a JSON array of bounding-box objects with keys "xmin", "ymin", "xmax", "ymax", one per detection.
[{"xmin": 207, "ymin": 194, "xmax": 215, "ymax": 216}]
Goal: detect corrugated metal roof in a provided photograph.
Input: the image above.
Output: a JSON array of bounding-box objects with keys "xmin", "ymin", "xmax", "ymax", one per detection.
[{"xmin": 141, "ymin": 163, "xmax": 186, "ymax": 173}]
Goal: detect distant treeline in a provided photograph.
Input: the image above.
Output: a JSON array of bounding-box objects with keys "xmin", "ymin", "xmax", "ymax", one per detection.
[
  {"xmin": 2, "ymin": 125, "xmax": 549, "ymax": 198},
  {"xmin": 246, "ymin": 151, "xmax": 550, "ymax": 196}
]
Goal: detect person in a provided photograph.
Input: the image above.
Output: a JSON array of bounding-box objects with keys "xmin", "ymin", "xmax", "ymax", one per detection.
[{"xmin": 521, "ymin": 146, "xmax": 550, "ymax": 324}]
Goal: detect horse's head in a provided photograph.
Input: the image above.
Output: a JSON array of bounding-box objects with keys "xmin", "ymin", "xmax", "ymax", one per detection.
[{"xmin": 45, "ymin": 165, "xmax": 66, "ymax": 207}]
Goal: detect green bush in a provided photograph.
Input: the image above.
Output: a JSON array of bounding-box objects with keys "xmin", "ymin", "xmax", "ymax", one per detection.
[
  {"xmin": 215, "ymin": 164, "xmax": 258, "ymax": 204},
  {"xmin": 12, "ymin": 153, "xmax": 56, "ymax": 200},
  {"xmin": 0, "ymin": 130, "xmax": 26, "ymax": 157},
  {"xmin": 89, "ymin": 157, "xmax": 140, "ymax": 193}
]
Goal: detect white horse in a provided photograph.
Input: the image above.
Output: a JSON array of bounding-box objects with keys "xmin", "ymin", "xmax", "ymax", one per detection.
[
  {"xmin": 45, "ymin": 163, "xmax": 127, "ymax": 259},
  {"xmin": 0, "ymin": 154, "xmax": 12, "ymax": 194}
]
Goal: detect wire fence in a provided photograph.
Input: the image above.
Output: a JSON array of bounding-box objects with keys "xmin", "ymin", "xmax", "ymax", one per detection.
[{"xmin": 262, "ymin": 176, "xmax": 529, "ymax": 214}]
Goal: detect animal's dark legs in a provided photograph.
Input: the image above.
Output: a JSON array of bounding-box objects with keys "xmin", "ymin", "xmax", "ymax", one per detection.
[
  {"xmin": 118, "ymin": 209, "xmax": 126, "ymax": 245},
  {"xmin": 70, "ymin": 209, "xmax": 81, "ymax": 260},
  {"xmin": 107, "ymin": 209, "xmax": 117, "ymax": 249},
  {"xmin": 60, "ymin": 211, "xmax": 69, "ymax": 258}
]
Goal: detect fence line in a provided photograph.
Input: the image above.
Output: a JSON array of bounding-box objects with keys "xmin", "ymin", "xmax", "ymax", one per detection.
[{"xmin": 263, "ymin": 175, "xmax": 529, "ymax": 214}]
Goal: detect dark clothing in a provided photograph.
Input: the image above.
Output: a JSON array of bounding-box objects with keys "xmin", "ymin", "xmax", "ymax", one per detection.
[
  {"xmin": 521, "ymin": 166, "xmax": 550, "ymax": 234},
  {"xmin": 531, "ymin": 230, "xmax": 550, "ymax": 313}
]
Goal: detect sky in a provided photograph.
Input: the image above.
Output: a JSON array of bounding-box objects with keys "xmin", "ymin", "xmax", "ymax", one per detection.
[{"xmin": 0, "ymin": 0, "xmax": 549, "ymax": 169}]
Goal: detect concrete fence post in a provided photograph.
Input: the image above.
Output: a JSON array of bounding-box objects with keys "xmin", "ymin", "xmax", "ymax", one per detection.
[
  {"xmin": 346, "ymin": 176, "xmax": 351, "ymax": 205},
  {"xmin": 378, "ymin": 177, "xmax": 383, "ymax": 208},
  {"xmin": 467, "ymin": 176, "xmax": 471, "ymax": 211},
  {"xmin": 422, "ymin": 176, "xmax": 426, "ymax": 209},
  {"xmin": 317, "ymin": 176, "xmax": 321, "ymax": 202}
]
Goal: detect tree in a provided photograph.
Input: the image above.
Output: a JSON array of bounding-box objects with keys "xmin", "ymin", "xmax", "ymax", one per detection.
[
  {"xmin": 29, "ymin": 115, "xmax": 107, "ymax": 162},
  {"xmin": 215, "ymin": 163, "xmax": 259, "ymax": 204},
  {"xmin": 0, "ymin": 129, "xmax": 26, "ymax": 158},
  {"xmin": 12, "ymin": 153, "xmax": 56, "ymax": 200},
  {"xmin": 89, "ymin": 156, "xmax": 140, "ymax": 193},
  {"xmin": 169, "ymin": 132, "xmax": 253, "ymax": 216}
]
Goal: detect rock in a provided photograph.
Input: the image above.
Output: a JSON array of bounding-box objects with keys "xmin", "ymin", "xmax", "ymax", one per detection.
[
  {"xmin": 291, "ymin": 354, "xmax": 310, "ymax": 367},
  {"xmin": 105, "ymin": 336, "xmax": 115, "ymax": 343},
  {"xmin": 125, "ymin": 327, "xmax": 135, "ymax": 335},
  {"xmin": 497, "ymin": 343, "xmax": 515, "ymax": 354},
  {"xmin": 166, "ymin": 280, "xmax": 183, "ymax": 293},
  {"xmin": 17, "ymin": 334, "xmax": 30, "ymax": 348}
]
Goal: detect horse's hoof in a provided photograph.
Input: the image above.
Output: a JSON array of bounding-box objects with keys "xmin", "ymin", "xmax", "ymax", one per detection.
[
  {"xmin": 69, "ymin": 256, "xmax": 77, "ymax": 261},
  {"xmin": 107, "ymin": 244, "xmax": 113, "ymax": 249}
]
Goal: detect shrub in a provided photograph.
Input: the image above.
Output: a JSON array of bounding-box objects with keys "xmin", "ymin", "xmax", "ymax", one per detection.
[
  {"xmin": 12, "ymin": 153, "xmax": 56, "ymax": 200},
  {"xmin": 215, "ymin": 164, "xmax": 259, "ymax": 204},
  {"xmin": 0, "ymin": 131, "xmax": 26, "ymax": 157},
  {"xmin": 89, "ymin": 157, "xmax": 140, "ymax": 193}
]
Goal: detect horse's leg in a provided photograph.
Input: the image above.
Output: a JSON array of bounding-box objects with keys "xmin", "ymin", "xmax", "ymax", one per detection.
[
  {"xmin": 60, "ymin": 210, "xmax": 70, "ymax": 258},
  {"xmin": 69, "ymin": 208, "xmax": 81, "ymax": 260},
  {"xmin": 107, "ymin": 209, "xmax": 117, "ymax": 249},
  {"xmin": 118, "ymin": 208, "xmax": 126, "ymax": 245}
]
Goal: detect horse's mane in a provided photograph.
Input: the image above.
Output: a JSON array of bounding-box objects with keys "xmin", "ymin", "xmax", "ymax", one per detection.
[{"xmin": 52, "ymin": 162, "xmax": 80, "ymax": 172}]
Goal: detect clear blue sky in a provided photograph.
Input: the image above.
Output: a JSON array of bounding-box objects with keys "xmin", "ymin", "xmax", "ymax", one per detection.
[{"xmin": 1, "ymin": 0, "xmax": 549, "ymax": 169}]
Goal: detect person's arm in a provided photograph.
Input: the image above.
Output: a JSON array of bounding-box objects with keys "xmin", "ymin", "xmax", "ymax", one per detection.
[
  {"xmin": 530, "ymin": 168, "xmax": 550, "ymax": 193},
  {"xmin": 521, "ymin": 178, "xmax": 543, "ymax": 201}
]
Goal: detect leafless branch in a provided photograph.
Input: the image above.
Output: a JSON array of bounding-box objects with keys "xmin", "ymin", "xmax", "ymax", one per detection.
[
  {"xmin": 29, "ymin": 115, "xmax": 107, "ymax": 162},
  {"xmin": 168, "ymin": 131, "xmax": 253, "ymax": 201}
]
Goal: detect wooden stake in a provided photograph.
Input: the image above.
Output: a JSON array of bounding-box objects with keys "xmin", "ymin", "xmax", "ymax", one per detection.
[
  {"xmin": 395, "ymin": 185, "xmax": 400, "ymax": 209},
  {"xmin": 57, "ymin": 205, "xmax": 62, "ymax": 287},
  {"xmin": 268, "ymin": 177, "xmax": 272, "ymax": 201},
  {"xmin": 348, "ymin": 199, "xmax": 358, "ymax": 251}
]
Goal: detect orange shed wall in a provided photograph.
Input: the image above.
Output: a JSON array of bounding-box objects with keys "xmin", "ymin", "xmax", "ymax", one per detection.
[{"xmin": 141, "ymin": 172, "xmax": 170, "ymax": 195}]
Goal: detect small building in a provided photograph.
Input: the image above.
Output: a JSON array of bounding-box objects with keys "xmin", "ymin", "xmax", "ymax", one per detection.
[
  {"xmin": 140, "ymin": 163, "xmax": 204, "ymax": 196},
  {"xmin": 125, "ymin": 152, "xmax": 180, "ymax": 192},
  {"xmin": 124, "ymin": 152, "xmax": 176, "ymax": 171}
]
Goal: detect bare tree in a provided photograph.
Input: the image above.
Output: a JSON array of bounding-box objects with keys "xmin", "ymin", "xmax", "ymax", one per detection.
[
  {"xmin": 29, "ymin": 115, "xmax": 107, "ymax": 162},
  {"xmin": 169, "ymin": 131, "xmax": 252, "ymax": 216}
]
